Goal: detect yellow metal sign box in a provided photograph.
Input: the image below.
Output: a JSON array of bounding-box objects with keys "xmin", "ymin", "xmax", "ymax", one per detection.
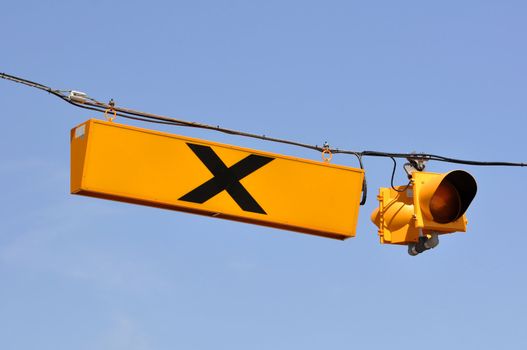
[{"xmin": 71, "ymin": 119, "xmax": 364, "ymax": 239}]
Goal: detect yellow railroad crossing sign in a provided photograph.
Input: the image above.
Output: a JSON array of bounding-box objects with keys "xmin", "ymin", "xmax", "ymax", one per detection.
[{"xmin": 71, "ymin": 119, "xmax": 364, "ymax": 239}]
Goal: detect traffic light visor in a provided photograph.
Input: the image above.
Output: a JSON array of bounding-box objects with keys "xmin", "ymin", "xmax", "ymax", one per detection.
[
  {"xmin": 430, "ymin": 181, "xmax": 461, "ymax": 223},
  {"xmin": 428, "ymin": 170, "xmax": 477, "ymax": 223}
]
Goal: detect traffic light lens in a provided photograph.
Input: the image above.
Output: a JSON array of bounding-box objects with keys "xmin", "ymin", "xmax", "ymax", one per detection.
[{"xmin": 429, "ymin": 181, "xmax": 461, "ymax": 223}]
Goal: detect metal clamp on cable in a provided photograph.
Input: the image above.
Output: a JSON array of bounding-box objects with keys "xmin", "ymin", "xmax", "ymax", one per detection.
[
  {"xmin": 322, "ymin": 142, "xmax": 333, "ymax": 163},
  {"xmin": 104, "ymin": 108, "xmax": 116, "ymax": 122},
  {"xmin": 104, "ymin": 99, "xmax": 117, "ymax": 122},
  {"xmin": 69, "ymin": 91, "xmax": 87, "ymax": 103}
]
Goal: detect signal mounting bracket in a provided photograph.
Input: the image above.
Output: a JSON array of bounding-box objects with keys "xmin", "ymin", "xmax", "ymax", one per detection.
[
  {"xmin": 406, "ymin": 155, "xmax": 427, "ymax": 172},
  {"xmin": 404, "ymin": 157, "xmax": 427, "ymax": 178}
]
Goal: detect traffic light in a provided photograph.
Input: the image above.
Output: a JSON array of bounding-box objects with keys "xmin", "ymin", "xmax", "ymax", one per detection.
[{"xmin": 371, "ymin": 170, "xmax": 477, "ymax": 255}]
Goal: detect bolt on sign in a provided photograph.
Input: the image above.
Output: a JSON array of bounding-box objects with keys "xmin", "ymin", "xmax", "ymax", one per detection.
[{"xmin": 71, "ymin": 119, "xmax": 364, "ymax": 239}]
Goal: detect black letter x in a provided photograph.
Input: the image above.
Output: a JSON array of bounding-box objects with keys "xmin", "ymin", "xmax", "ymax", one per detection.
[{"xmin": 179, "ymin": 143, "xmax": 274, "ymax": 214}]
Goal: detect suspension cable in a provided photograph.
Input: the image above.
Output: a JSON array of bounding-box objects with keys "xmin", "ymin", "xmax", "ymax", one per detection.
[{"xmin": 2, "ymin": 72, "xmax": 525, "ymax": 170}]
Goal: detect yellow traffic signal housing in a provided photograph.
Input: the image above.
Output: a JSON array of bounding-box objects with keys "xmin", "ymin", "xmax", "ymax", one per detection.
[
  {"xmin": 413, "ymin": 171, "xmax": 477, "ymax": 232},
  {"xmin": 371, "ymin": 185, "xmax": 419, "ymax": 245},
  {"xmin": 371, "ymin": 170, "xmax": 477, "ymax": 246}
]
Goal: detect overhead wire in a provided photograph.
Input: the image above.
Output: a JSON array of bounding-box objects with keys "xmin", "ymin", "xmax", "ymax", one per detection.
[
  {"xmin": 2, "ymin": 72, "xmax": 525, "ymax": 167},
  {"xmin": 1, "ymin": 72, "xmax": 525, "ymax": 205}
]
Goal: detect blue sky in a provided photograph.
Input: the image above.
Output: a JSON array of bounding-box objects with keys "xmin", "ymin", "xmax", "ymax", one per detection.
[{"xmin": 1, "ymin": 1, "xmax": 526, "ymax": 349}]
